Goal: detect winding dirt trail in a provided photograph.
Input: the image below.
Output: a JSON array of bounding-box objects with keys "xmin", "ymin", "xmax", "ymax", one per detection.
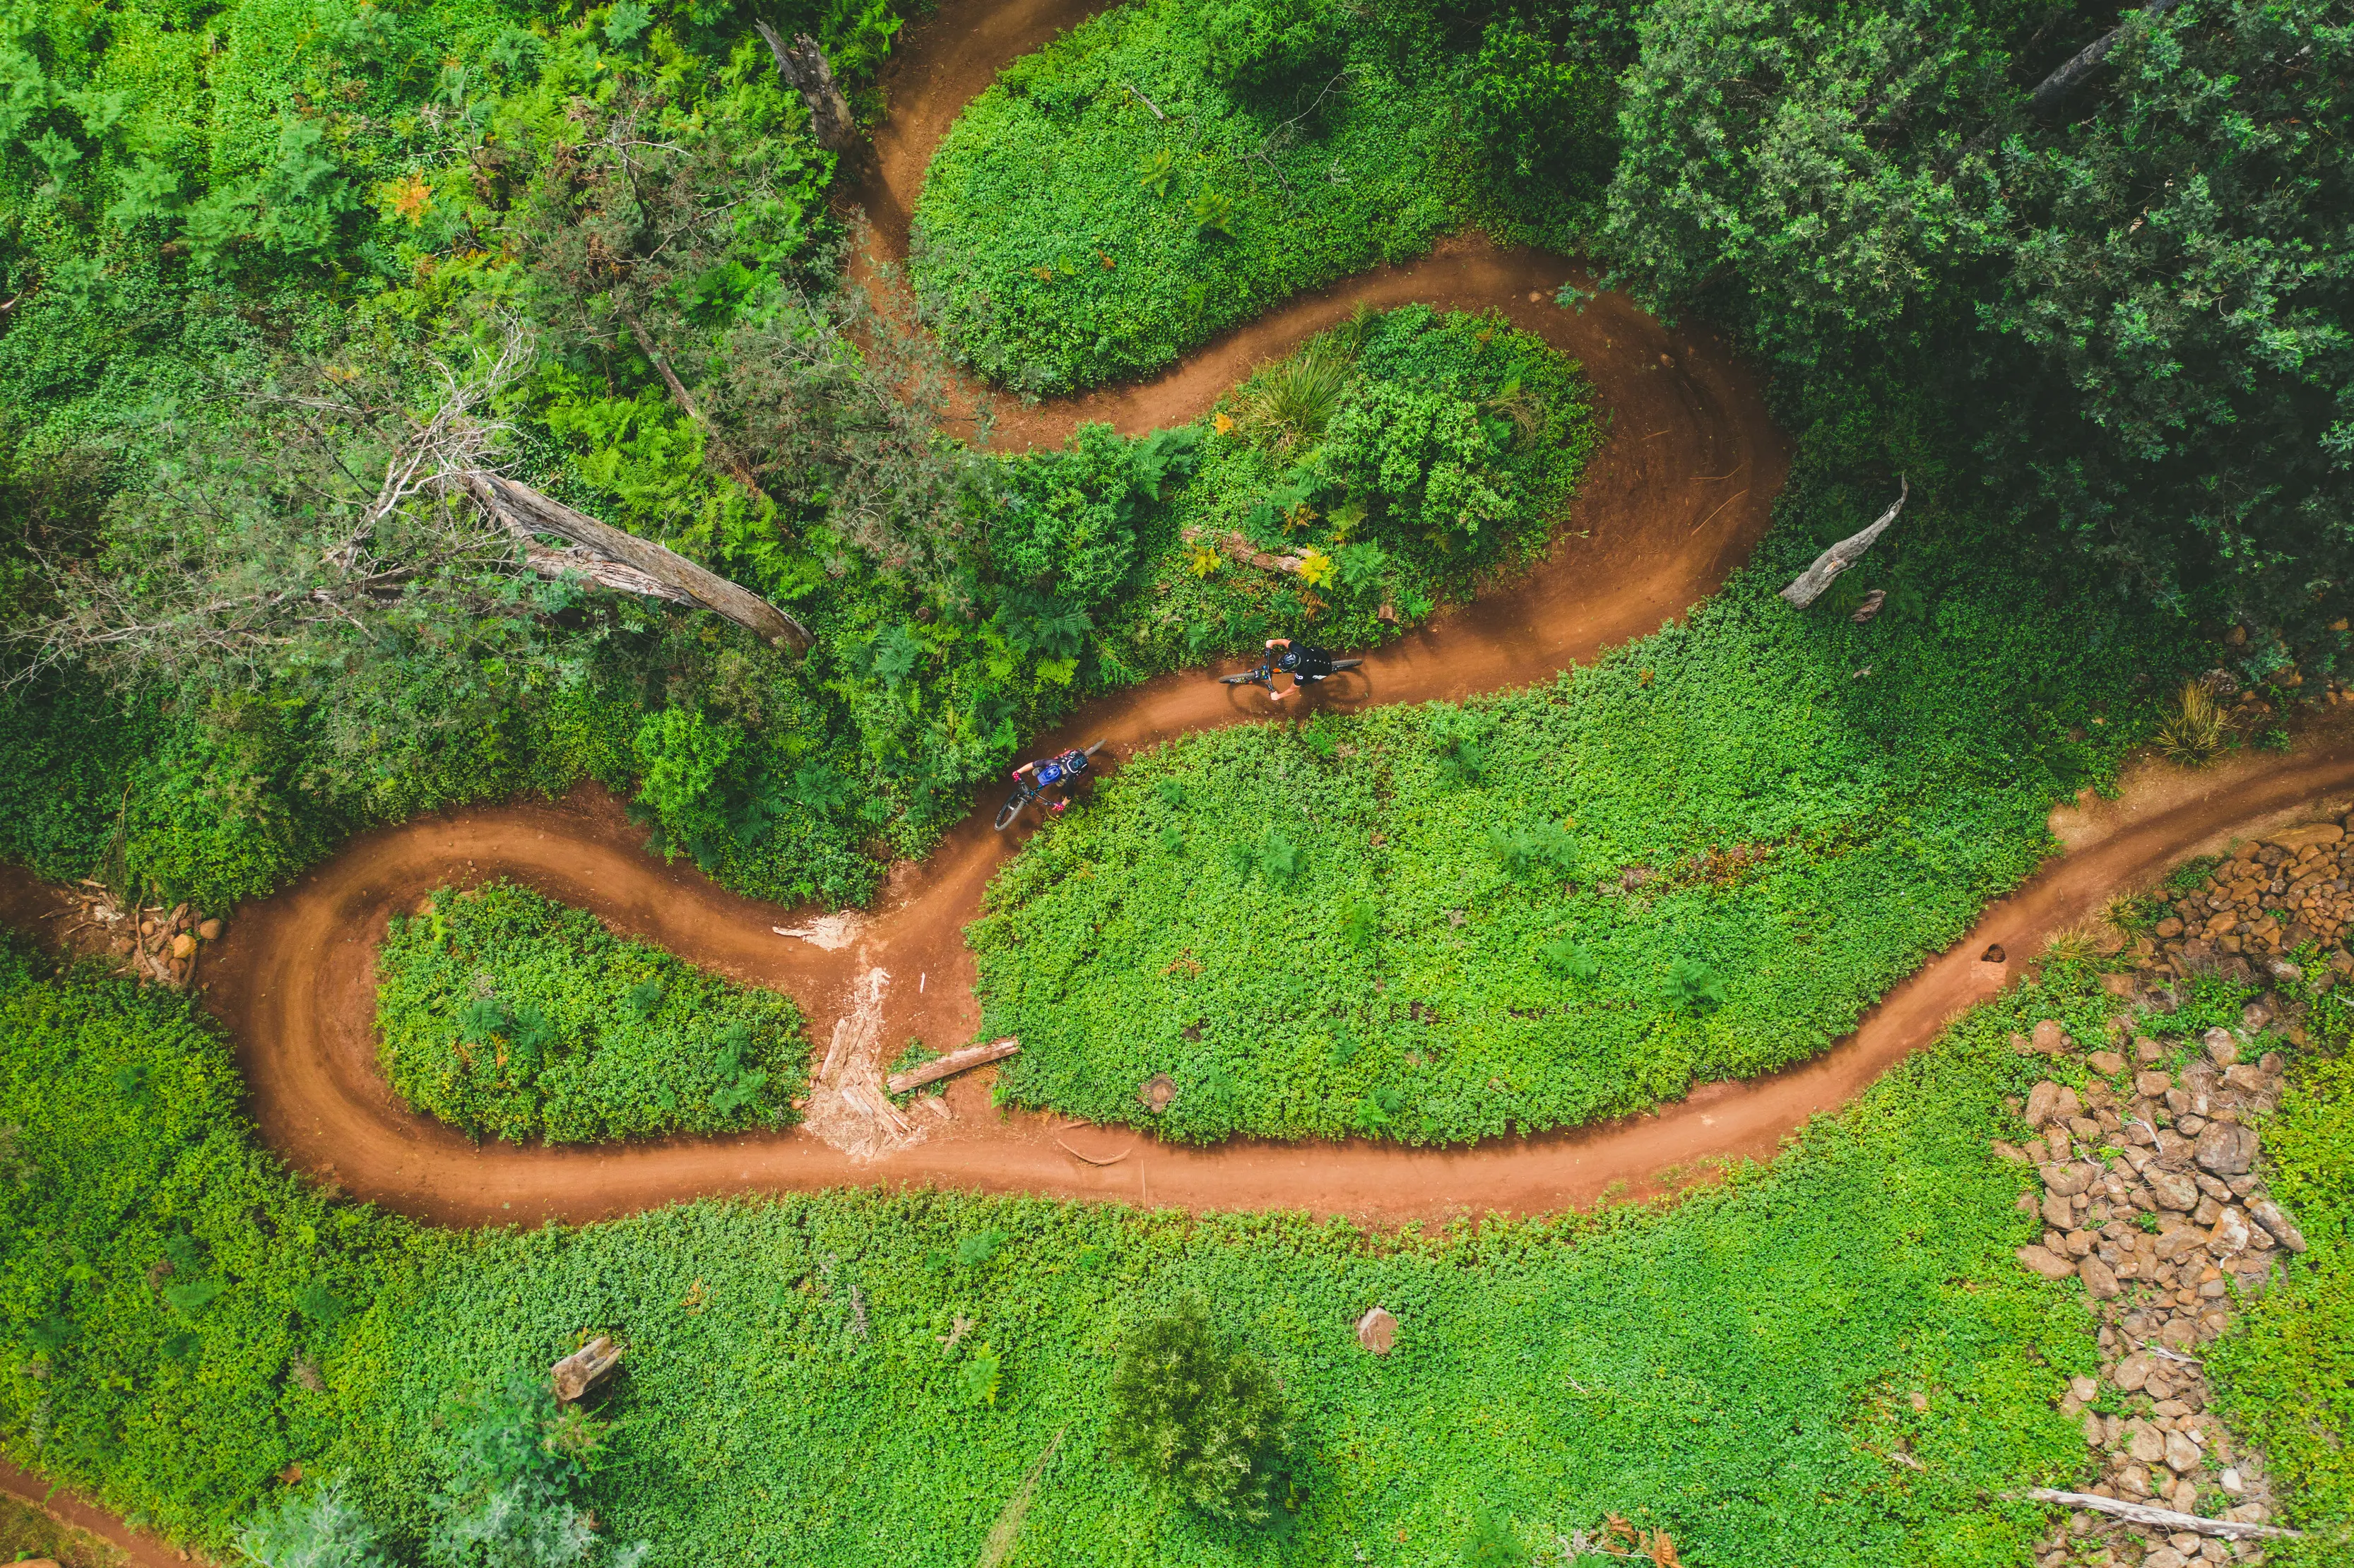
[
  {"xmin": 8, "ymin": 0, "xmax": 2353, "ymax": 1237},
  {"xmin": 65, "ymin": 0, "xmax": 2351, "ymax": 1231}
]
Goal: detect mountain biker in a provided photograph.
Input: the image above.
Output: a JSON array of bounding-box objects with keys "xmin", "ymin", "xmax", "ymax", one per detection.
[
  {"xmin": 1012, "ymin": 747, "xmax": 1093, "ymax": 813},
  {"xmin": 1262, "ymin": 637, "xmax": 1335, "ymax": 702}
]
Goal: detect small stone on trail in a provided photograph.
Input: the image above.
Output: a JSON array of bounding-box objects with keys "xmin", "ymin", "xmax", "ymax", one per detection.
[
  {"xmin": 197, "ymin": 917, "xmax": 223, "ymax": 941},
  {"xmin": 1356, "ymin": 1306, "xmax": 1397, "ymax": 1355}
]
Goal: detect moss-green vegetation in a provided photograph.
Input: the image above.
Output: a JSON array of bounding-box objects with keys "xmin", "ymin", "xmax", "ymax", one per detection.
[
  {"xmin": 374, "ymin": 881, "xmax": 808, "ymax": 1144},
  {"xmin": 0, "ymin": 939, "xmax": 2163, "ymax": 1566},
  {"xmin": 2210, "ymin": 990, "xmax": 2354, "ymax": 1562},
  {"xmin": 911, "ymin": 0, "xmax": 1611, "ymax": 395},
  {"xmin": 972, "ymin": 489, "xmax": 2194, "ymax": 1144}
]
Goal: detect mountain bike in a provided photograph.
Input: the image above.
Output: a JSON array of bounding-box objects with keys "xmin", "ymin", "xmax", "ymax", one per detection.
[
  {"xmin": 1218, "ymin": 655, "xmax": 1362, "ymax": 691},
  {"xmin": 994, "ymin": 740, "xmax": 1108, "ymax": 831}
]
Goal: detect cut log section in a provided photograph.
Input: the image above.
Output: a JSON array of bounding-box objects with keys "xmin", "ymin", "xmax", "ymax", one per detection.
[
  {"xmin": 461, "ymin": 471, "xmax": 812, "ymax": 653},
  {"xmin": 887, "ymin": 1038, "xmax": 1020, "ymax": 1094},
  {"xmin": 1778, "ymin": 477, "xmax": 1906, "ymax": 610},
  {"xmin": 551, "ymin": 1335, "xmax": 622, "ymax": 1403}
]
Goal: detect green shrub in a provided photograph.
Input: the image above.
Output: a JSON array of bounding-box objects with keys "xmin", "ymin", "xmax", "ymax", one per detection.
[
  {"xmin": 374, "ymin": 881, "xmax": 808, "ymax": 1145},
  {"xmin": 1107, "ymin": 1303, "xmax": 1292, "ymax": 1527}
]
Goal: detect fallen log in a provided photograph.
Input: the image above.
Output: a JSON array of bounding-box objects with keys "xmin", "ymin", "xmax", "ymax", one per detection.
[
  {"xmin": 754, "ymin": 23, "xmax": 854, "ymax": 151},
  {"xmin": 551, "ymin": 1335, "xmax": 622, "ymax": 1403},
  {"xmin": 2017, "ymin": 1490, "xmax": 2301, "ymax": 1542},
  {"xmin": 887, "ymin": 1038, "xmax": 1020, "ymax": 1094},
  {"xmin": 461, "ymin": 472, "xmax": 811, "ymax": 653},
  {"xmin": 1778, "ymin": 476, "xmax": 1906, "ymax": 610},
  {"xmin": 2030, "ymin": 0, "xmax": 2182, "ymax": 121},
  {"xmin": 1182, "ymin": 526, "xmax": 1309, "ymax": 576}
]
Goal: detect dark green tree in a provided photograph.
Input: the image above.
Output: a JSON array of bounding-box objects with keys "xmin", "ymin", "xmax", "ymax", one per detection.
[{"xmin": 1107, "ymin": 1302, "xmax": 1293, "ymax": 1526}]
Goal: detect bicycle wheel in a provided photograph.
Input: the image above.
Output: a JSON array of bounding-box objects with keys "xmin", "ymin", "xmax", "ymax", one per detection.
[
  {"xmin": 993, "ymin": 792, "xmax": 1027, "ymax": 831},
  {"xmin": 1330, "ymin": 658, "xmax": 1362, "ymax": 672},
  {"xmin": 1219, "ymin": 671, "xmax": 1265, "ymax": 686}
]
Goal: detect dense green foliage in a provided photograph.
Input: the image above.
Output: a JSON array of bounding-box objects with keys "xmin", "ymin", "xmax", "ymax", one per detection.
[
  {"xmin": 974, "ymin": 482, "xmax": 2194, "ymax": 1143},
  {"xmin": 0, "ymin": 941, "xmax": 2155, "ymax": 1565},
  {"xmin": 2209, "ymin": 987, "xmax": 2354, "ymax": 1562},
  {"xmin": 920, "ymin": 0, "xmax": 2351, "ymax": 663},
  {"xmin": 0, "ymin": 0, "xmax": 1596, "ymax": 926},
  {"xmin": 374, "ymin": 881, "xmax": 808, "ymax": 1145},
  {"xmin": 911, "ymin": 0, "xmax": 1579, "ymax": 394},
  {"xmin": 1604, "ymin": 0, "xmax": 2353, "ymax": 668}
]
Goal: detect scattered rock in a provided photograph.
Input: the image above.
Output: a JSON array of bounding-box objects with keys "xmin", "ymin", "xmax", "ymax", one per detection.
[
  {"xmin": 170, "ymin": 932, "xmax": 195, "ymax": 959},
  {"xmin": 2087, "ymin": 1050, "xmax": 2128, "ymax": 1076},
  {"xmin": 2265, "ymin": 823, "xmax": 2343, "ymax": 849},
  {"xmin": 1356, "ymin": 1306, "xmax": 1397, "ymax": 1355},
  {"xmin": 2203, "ymin": 1028, "xmax": 2240, "ymax": 1067},
  {"xmin": 2078, "ymin": 1254, "xmax": 2121, "ymax": 1298},
  {"xmin": 2112, "ymin": 1351, "xmax": 2156, "ymax": 1391},
  {"xmin": 1139, "ymin": 1074, "xmax": 1178, "ymax": 1113},
  {"xmin": 2248, "ymin": 1197, "xmax": 2307, "ymax": 1252},
  {"xmin": 2136, "ymin": 1069, "xmax": 2175, "ymax": 1099},
  {"xmin": 197, "ymin": 917, "xmax": 223, "ymax": 941},
  {"xmin": 2145, "ymin": 1167, "xmax": 2201, "ymax": 1212},
  {"xmin": 2164, "ymin": 1430, "xmax": 2201, "ymax": 1474},
  {"xmin": 1982, "ymin": 943, "xmax": 2008, "ymax": 963},
  {"xmin": 2194, "ymin": 1122, "xmax": 2259, "ymax": 1176},
  {"xmin": 2031, "ymin": 1018, "xmax": 2070, "ymax": 1054},
  {"xmin": 2016, "ymin": 1245, "xmax": 2078, "ymax": 1281}
]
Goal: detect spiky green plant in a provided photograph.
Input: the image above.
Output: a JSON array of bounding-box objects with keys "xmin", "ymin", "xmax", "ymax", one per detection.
[{"xmin": 2154, "ymin": 679, "xmax": 2228, "ymax": 766}]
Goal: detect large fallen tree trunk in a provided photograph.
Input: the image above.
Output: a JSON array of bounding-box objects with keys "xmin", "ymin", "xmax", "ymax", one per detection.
[
  {"xmin": 2031, "ymin": 0, "xmax": 2182, "ymax": 120},
  {"xmin": 461, "ymin": 471, "xmax": 812, "ymax": 653},
  {"xmin": 755, "ymin": 23, "xmax": 855, "ymax": 151},
  {"xmin": 2016, "ymin": 1490, "xmax": 2300, "ymax": 1542},
  {"xmin": 887, "ymin": 1038, "xmax": 1020, "ymax": 1094},
  {"xmin": 1778, "ymin": 477, "xmax": 1906, "ymax": 610}
]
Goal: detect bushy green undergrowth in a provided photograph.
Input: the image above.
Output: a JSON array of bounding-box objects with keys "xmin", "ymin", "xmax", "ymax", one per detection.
[
  {"xmin": 0, "ymin": 941, "xmax": 2145, "ymax": 1566},
  {"xmin": 2210, "ymin": 989, "xmax": 2354, "ymax": 1562},
  {"xmin": 374, "ymin": 881, "xmax": 808, "ymax": 1145},
  {"xmin": 911, "ymin": 0, "xmax": 1615, "ymax": 395},
  {"xmin": 0, "ymin": 300, "xmax": 1591, "ymax": 918},
  {"xmin": 972, "ymin": 492, "xmax": 2195, "ymax": 1144},
  {"xmin": 1091, "ymin": 304, "xmax": 1597, "ymax": 676}
]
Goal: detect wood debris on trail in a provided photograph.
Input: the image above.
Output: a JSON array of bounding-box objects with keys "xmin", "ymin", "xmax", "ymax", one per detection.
[{"xmin": 49, "ymin": 885, "xmax": 218, "ymax": 991}]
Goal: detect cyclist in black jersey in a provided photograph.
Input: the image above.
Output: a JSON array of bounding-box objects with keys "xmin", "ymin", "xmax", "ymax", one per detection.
[{"xmin": 1262, "ymin": 637, "xmax": 1334, "ymax": 702}]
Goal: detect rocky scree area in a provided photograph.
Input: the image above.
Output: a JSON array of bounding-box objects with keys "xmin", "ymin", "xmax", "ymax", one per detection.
[
  {"xmin": 1999, "ymin": 831, "xmax": 2343, "ymax": 1566},
  {"xmin": 2148, "ymin": 821, "xmax": 2354, "ymax": 978}
]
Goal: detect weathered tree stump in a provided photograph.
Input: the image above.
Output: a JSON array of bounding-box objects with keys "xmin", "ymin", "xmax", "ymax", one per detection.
[
  {"xmin": 1356, "ymin": 1306, "xmax": 1397, "ymax": 1355},
  {"xmin": 552, "ymin": 1335, "xmax": 622, "ymax": 1403}
]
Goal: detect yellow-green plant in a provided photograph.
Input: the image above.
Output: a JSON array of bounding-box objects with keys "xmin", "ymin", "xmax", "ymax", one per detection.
[{"xmin": 2153, "ymin": 680, "xmax": 2228, "ymax": 766}]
